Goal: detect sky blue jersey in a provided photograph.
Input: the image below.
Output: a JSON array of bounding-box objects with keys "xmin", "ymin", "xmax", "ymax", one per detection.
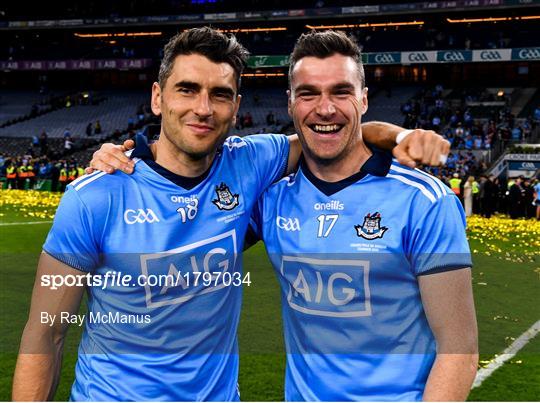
[
  {"xmin": 43, "ymin": 133, "xmax": 289, "ymax": 401},
  {"xmin": 251, "ymin": 152, "xmax": 472, "ymax": 401}
]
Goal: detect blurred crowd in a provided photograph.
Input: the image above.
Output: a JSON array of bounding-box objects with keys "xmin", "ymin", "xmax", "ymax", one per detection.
[
  {"xmin": 1, "ymin": 153, "xmax": 86, "ymax": 192},
  {"xmin": 421, "ymin": 171, "xmax": 539, "ymax": 220},
  {"xmin": 402, "ymin": 86, "xmax": 538, "ymax": 151}
]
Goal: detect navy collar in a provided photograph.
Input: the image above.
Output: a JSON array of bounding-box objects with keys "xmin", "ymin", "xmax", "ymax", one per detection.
[
  {"xmin": 301, "ymin": 147, "xmax": 392, "ymax": 196},
  {"xmin": 130, "ymin": 133, "xmax": 211, "ymax": 190}
]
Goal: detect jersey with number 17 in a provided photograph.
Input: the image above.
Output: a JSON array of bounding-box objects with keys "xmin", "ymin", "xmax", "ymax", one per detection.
[
  {"xmin": 43, "ymin": 134, "xmax": 289, "ymax": 401},
  {"xmin": 251, "ymin": 157, "xmax": 472, "ymax": 401}
]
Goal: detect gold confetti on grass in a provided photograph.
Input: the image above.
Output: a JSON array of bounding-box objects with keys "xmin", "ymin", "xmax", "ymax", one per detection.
[
  {"xmin": 467, "ymin": 215, "xmax": 540, "ymax": 263},
  {"xmin": 0, "ymin": 189, "xmax": 62, "ymax": 220}
]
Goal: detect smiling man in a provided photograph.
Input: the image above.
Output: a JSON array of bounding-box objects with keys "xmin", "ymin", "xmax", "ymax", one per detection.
[
  {"xmin": 13, "ymin": 28, "xmax": 450, "ymax": 402},
  {"xmin": 250, "ymin": 30, "xmax": 478, "ymax": 401}
]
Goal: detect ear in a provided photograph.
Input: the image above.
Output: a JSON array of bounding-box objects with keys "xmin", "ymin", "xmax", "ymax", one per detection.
[
  {"xmin": 151, "ymin": 82, "xmax": 162, "ymax": 116},
  {"xmin": 287, "ymin": 89, "xmax": 293, "ymax": 117},
  {"xmin": 360, "ymin": 87, "xmax": 368, "ymax": 116},
  {"xmin": 232, "ymin": 94, "xmax": 242, "ymax": 125}
]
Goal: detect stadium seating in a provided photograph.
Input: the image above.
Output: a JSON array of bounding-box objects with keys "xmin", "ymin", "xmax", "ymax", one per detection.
[
  {"xmin": 0, "ymin": 91, "xmax": 45, "ymax": 123},
  {"xmin": 0, "ymin": 91, "xmax": 148, "ymax": 139}
]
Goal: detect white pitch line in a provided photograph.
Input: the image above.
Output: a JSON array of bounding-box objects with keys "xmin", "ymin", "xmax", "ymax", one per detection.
[
  {"xmin": 0, "ymin": 221, "xmax": 53, "ymax": 226},
  {"xmin": 473, "ymin": 319, "xmax": 540, "ymax": 388}
]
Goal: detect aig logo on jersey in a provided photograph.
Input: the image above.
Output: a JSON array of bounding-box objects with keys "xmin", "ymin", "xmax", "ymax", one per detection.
[
  {"xmin": 212, "ymin": 182, "xmax": 240, "ymax": 211},
  {"xmin": 276, "ymin": 216, "xmax": 301, "ymax": 231},
  {"xmin": 124, "ymin": 209, "xmax": 160, "ymax": 224},
  {"xmin": 355, "ymin": 212, "xmax": 388, "ymax": 240},
  {"xmin": 280, "ymin": 256, "xmax": 372, "ymax": 318}
]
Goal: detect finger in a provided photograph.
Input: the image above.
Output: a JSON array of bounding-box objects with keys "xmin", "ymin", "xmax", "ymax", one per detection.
[
  {"xmin": 91, "ymin": 145, "xmax": 134, "ymax": 173},
  {"xmin": 405, "ymin": 131, "xmax": 424, "ymax": 162},
  {"xmin": 420, "ymin": 134, "xmax": 438, "ymax": 166},
  {"xmin": 90, "ymin": 161, "xmax": 116, "ymax": 174},
  {"xmin": 84, "ymin": 167, "xmax": 94, "ymax": 175},
  {"xmin": 429, "ymin": 137, "xmax": 450, "ymax": 166},
  {"xmin": 122, "ymin": 139, "xmax": 135, "ymax": 151},
  {"xmin": 429, "ymin": 141, "xmax": 445, "ymax": 166},
  {"xmin": 392, "ymin": 145, "xmax": 417, "ymax": 168},
  {"xmin": 441, "ymin": 139, "xmax": 451, "ymax": 159}
]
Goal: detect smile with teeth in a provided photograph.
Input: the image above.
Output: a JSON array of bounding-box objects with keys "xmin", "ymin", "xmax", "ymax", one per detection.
[{"xmin": 310, "ymin": 124, "xmax": 343, "ymax": 134}]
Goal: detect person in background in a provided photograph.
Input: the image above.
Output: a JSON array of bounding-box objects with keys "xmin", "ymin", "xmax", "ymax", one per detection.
[
  {"xmin": 6, "ymin": 160, "xmax": 17, "ymax": 189},
  {"xmin": 522, "ymin": 178, "xmax": 535, "ymax": 218},
  {"xmin": 463, "ymin": 176, "xmax": 474, "ymax": 217},
  {"xmin": 508, "ymin": 176, "xmax": 525, "ymax": 219},
  {"xmin": 480, "ymin": 175, "xmax": 497, "ymax": 218},
  {"xmin": 533, "ymin": 178, "xmax": 540, "ymax": 220},
  {"xmin": 94, "ymin": 120, "xmax": 102, "ymax": 134}
]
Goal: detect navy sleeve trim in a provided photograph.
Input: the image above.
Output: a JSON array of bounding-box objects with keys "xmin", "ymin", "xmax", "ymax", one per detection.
[
  {"xmin": 417, "ymin": 265, "xmax": 471, "ymax": 276},
  {"xmin": 42, "ymin": 248, "xmax": 93, "ymax": 273}
]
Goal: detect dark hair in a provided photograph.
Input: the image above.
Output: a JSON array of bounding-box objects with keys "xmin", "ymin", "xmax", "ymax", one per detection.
[
  {"xmin": 158, "ymin": 27, "xmax": 250, "ymax": 90},
  {"xmin": 288, "ymin": 30, "xmax": 365, "ymax": 88}
]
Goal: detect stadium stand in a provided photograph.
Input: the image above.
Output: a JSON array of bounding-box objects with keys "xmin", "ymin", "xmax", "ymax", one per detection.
[{"xmin": 0, "ymin": 91, "xmax": 148, "ymax": 139}]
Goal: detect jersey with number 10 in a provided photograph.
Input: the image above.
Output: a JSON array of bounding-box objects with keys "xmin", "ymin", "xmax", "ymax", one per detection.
[
  {"xmin": 251, "ymin": 157, "xmax": 472, "ymax": 401},
  {"xmin": 43, "ymin": 134, "xmax": 289, "ymax": 401}
]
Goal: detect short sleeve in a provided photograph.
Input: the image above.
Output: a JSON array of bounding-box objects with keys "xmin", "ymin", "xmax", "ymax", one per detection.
[
  {"xmin": 244, "ymin": 134, "xmax": 289, "ymax": 196},
  {"xmin": 43, "ymin": 186, "xmax": 100, "ymax": 272},
  {"xmin": 408, "ymin": 194, "xmax": 472, "ymax": 276}
]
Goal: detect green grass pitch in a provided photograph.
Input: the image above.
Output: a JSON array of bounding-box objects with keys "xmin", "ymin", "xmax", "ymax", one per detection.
[{"xmin": 0, "ymin": 200, "xmax": 538, "ymax": 401}]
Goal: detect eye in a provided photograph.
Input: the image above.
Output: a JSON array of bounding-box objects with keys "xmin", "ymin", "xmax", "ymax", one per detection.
[
  {"xmin": 213, "ymin": 91, "xmax": 233, "ymax": 101},
  {"xmin": 178, "ymin": 87, "xmax": 194, "ymax": 95},
  {"xmin": 334, "ymin": 89, "xmax": 352, "ymax": 97},
  {"xmin": 297, "ymin": 92, "xmax": 317, "ymax": 100}
]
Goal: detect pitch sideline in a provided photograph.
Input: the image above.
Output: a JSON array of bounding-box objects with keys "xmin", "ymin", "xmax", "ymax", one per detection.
[
  {"xmin": 473, "ymin": 319, "xmax": 540, "ymax": 388},
  {"xmin": 0, "ymin": 221, "xmax": 53, "ymax": 226}
]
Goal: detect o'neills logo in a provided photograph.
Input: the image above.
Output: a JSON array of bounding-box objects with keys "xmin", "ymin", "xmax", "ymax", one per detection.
[{"xmin": 314, "ymin": 200, "xmax": 344, "ymax": 211}]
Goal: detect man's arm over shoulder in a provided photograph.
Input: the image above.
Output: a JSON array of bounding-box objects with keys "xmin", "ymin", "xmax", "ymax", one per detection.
[{"xmin": 242, "ymin": 133, "xmax": 290, "ymax": 194}]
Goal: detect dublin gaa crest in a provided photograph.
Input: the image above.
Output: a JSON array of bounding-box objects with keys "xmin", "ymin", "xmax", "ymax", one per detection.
[
  {"xmin": 355, "ymin": 212, "xmax": 388, "ymax": 240},
  {"xmin": 212, "ymin": 182, "xmax": 239, "ymax": 211}
]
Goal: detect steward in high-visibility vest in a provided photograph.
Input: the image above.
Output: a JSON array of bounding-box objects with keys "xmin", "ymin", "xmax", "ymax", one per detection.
[
  {"xmin": 449, "ymin": 175, "xmax": 462, "ymax": 196},
  {"xmin": 68, "ymin": 168, "xmax": 77, "ymax": 182},
  {"xmin": 6, "ymin": 165, "xmax": 17, "ymax": 189},
  {"xmin": 26, "ymin": 165, "xmax": 35, "ymax": 178},
  {"xmin": 6, "ymin": 166, "xmax": 16, "ymax": 179},
  {"xmin": 472, "ymin": 180, "xmax": 480, "ymax": 195},
  {"xmin": 17, "ymin": 165, "xmax": 27, "ymax": 178},
  {"xmin": 17, "ymin": 165, "xmax": 27, "ymax": 190},
  {"xmin": 77, "ymin": 166, "xmax": 85, "ymax": 178},
  {"xmin": 26, "ymin": 164, "xmax": 36, "ymax": 189},
  {"xmin": 59, "ymin": 167, "xmax": 68, "ymax": 192},
  {"xmin": 59, "ymin": 168, "xmax": 68, "ymax": 183}
]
